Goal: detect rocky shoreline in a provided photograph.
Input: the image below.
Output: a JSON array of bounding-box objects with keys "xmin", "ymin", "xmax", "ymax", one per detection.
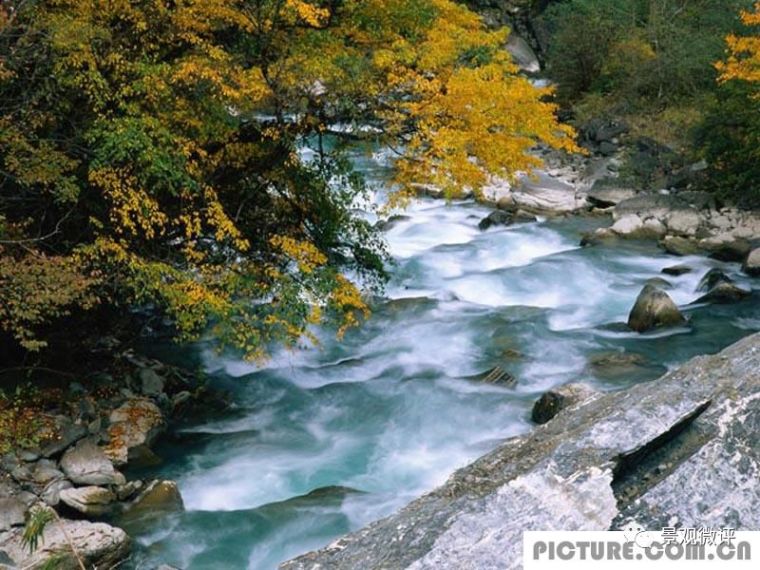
[{"xmin": 0, "ymin": 349, "xmax": 221, "ymax": 569}]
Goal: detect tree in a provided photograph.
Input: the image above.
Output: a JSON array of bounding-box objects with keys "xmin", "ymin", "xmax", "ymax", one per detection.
[
  {"xmin": 698, "ymin": 2, "xmax": 760, "ymax": 207},
  {"xmin": 0, "ymin": 0, "xmax": 577, "ymax": 360}
]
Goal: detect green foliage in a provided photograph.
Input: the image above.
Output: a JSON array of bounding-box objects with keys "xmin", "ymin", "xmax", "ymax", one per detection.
[
  {"xmin": 23, "ymin": 506, "xmax": 55, "ymax": 554},
  {"xmin": 697, "ymin": 79, "xmax": 760, "ymax": 209},
  {"xmin": 542, "ymin": 0, "xmax": 753, "ymax": 107}
]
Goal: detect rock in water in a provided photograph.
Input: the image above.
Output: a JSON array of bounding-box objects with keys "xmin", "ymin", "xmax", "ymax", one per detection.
[
  {"xmin": 743, "ymin": 248, "xmax": 760, "ymax": 276},
  {"xmin": 696, "ymin": 267, "xmax": 733, "ymax": 292},
  {"xmin": 662, "ymin": 264, "xmax": 692, "ymax": 276},
  {"xmin": 478, "ymin": 210, "xmax": 512, "ymax": 231},
  {"xmin": 627, "ymin": 284, "xmax": 686, "ymax": 332},
  {"xmin": 0, "ymin": 520, "xmax": 130, "ymax": 569},
  {"xmin": 281, "ymin": 333, "xmax": 760, "ymax": 570},
  {"xmin": 531, "ymin": 383, "xmax": 597, "ymax": 424},
  {"xmin": 695, "ymin": 282, "xmax": 751, "ymax": 304}
]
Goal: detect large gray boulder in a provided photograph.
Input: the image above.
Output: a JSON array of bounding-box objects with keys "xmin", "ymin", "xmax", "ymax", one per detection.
[
  {"xmin": 281, "ymin": 333, "xmax": 760, "ymax": 570},
  {"xmin": 627, "ymin": 284, "xmax": 686, "ymax": 332},
  {"xmin": 60, "ymin": 439, "xmax": 125, "ymax": 486},
  {"xmin": 0, "ymin": 519, "xmax": 130, "ymax": 569}
]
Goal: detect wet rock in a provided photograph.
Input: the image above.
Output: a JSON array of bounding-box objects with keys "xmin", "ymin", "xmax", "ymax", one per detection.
[
  {"xmin": 660, "ymin": 235, "xmax": 701, "ymax": 256},
  {"xmin": 531, "ymin": 383, "xmax": 597, "ymax": 424},
  {"xmin": 695, "ymin": 282, "xmax": 751, "ymax": 305},
  {"xmin": 627, "ymin": 285, "xmax": 686, "ymax": 332},
  {"xmin": 60, "ymin": 438, "xmax": 125, "ymax": 486},
  {"xmin": 743, "ymin": 248, "xmax": 760, "ymax": 276},
  {"xmin": 478, "ymin": 210, "xmax": 512, "ymax": 230},
  {"xmin": 588, "ymin": 351, "xmax": 648, "ymax": 377},
  {"xmin": 60, "ymin": 486, "xmax": 115, "ymax": 517},
  {"xmin": 105, "ymin": 399, "xmax": 165, "ymax": 466},
  {"xmin": 662, "ymin": 264, "xmax": 692, "ymax": 276},
  {"xmin": 375, "ymin": 215, "xmax": 411, "ymax": 231},
  {"xmin": 696, "ymin": 268, "xmax": 733, "ymax": 292},
  {"xmin": 120, "ymin": 480, "xmax": 183, "ymax": 524},
  {"xmin": 281, "ymin": 333, "xmax": 760, "ymax": 570},
  {"xmin": 645, "ymin": 277, "xmax": 672, "ymax": 290},
  {"xmin": 0, "ymin": 519, "xmax": 130, "ymax": 569}
]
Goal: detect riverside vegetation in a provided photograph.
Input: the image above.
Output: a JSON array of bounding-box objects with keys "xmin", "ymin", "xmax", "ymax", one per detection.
[{"xmin": 0, "ymin": 1, "xmax": 759, "ymax": 569}]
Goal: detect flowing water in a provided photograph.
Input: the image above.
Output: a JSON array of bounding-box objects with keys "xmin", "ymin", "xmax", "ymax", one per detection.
[{"xmin": 129, "ymin": 151, "xmax": 760, "ymax": 569}]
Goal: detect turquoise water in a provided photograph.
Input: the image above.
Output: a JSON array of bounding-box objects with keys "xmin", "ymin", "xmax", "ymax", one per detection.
[{"xmin": 128, "ymin": 180, "xmax": 760, "ymax": 569}]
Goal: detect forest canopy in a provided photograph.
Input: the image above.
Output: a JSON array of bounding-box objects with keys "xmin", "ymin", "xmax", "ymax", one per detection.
[{"xmin": 0, "ymin": 0, "xmax": 577, "ymax": 360}]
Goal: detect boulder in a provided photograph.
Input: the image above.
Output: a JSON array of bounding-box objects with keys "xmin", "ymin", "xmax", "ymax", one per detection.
[
  {"xmin": 660, "ymin": 235, "xmax": 701, "ymax": 256},
  {"xmin": 695, "ymin": 282, "xmax": 751, "ymax": 305},
  {"xmin": 531, "ymin": 383, "xmax": 597, "ymax": 424},
  {"xmin": 665, "ymin": 209, "xmax": 702, "ymax": 237},
  {"xmin": 119, "ymin": 480, "xmax": 184, "ymax": 526},
  {"xmin": 0, "ymin": 497, "xmax": 26, "ymax": 531},
  {"xmin": 139, "ymin": 368, "xmax": 165, "ymax": 397},
  {"xmin": 0, "ymin": 519, "xmax": 130, "ymax": 569},
  {"xmin": 59, "ymin": 486, "xmax": 115, "ymax": 517},
  {"xmin": 60, "ymin": 439, "xmax": 125, "ymax": 486},
  {"xmin": 743, "ymin": 248, "xmax": 760, "ymax": 276},
  {"xmin": 478, "ymin": 210, "xmax": 512, "ymax": 231},
  {"xmin": 41, "ymin": 479, "xmax": 73, "ymax": 507},
  {"xmin": 662, "ymin": 264, "xmax": 693, "ymax": 276},
  {"xmin": 105, "ymin": 399, "xmax": 164, "ymax": 466},
  {"xmin": 38, "ymin": 416, "xmax": 87, "ymax": 459},
  {"xmin": 645, "ymin": 277, "xmax": 672, "ymax": 290},
  {"xmin": 281, "ymin": 333, "xmax": 760, "ymax": 570},
  {"xmin": 627, "ymin": 284, "xmax": 686, "ymax": 332},
  {"xmin": 609, "ymin": 215, "xmax": 665, "ymax": 239},
  {"xmin": 586, "ymin": 185, "xmax": 636, "ymax": 208},
  {"xmin": 696, "ymin": 268, "xmax": 733, "ymax": 292},
  {"xmin": 699, "ymin": 234, "xmax": 752, "ymax": 262}
]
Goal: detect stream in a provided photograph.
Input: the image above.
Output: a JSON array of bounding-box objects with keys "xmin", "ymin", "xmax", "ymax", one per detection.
[{"xmin": 128, "ymin": 149, "xmax": 760, "ymax": 569}]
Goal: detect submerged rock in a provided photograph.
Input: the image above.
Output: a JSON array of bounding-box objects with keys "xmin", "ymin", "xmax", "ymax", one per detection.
[
  {"xmin": 281, "ymin": 333, "xmax": 760, "ymax": 570},
  {"xmin": 587, "ymin": 351, "xmax": 650, "ymax": 380},
  {"xmin": 531, "ymin": 383, "xmax": 597, "ymax": 424},
  {"xmin": 0, "ymin": 519, "xmax": 130, "ymax": 569},
  {"xmin": 627, "ymin": 284, "xmax": 686, "ymax": 332}
]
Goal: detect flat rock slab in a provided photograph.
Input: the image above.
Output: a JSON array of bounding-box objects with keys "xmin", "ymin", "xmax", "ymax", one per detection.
[{"xmin": 282, "ymin": 333, "xmax": 760, "ymax": 570}]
